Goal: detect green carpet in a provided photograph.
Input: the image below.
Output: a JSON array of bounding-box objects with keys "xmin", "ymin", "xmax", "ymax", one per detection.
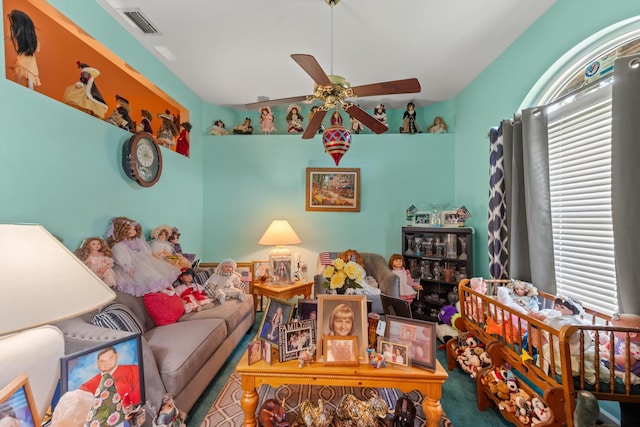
[{"xmin": 186, "ymin": 314, "xmax": 512, "ymax": 427}]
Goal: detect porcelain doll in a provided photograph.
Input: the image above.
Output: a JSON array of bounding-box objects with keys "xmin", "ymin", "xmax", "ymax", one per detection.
[
  {"xmin": 176, "ymin": 122, "xmax": 192, "ymax": 156},
  {"xmin": 400, "ymin": 102, "xmax": 421, "ymax": 134},
  {"xmin": 115, "ymin": 94, "xmax": 135, "ymax": 132},
  {"xmin": 232, "ymin": 117, "xmax": 254, "ymax": 135},
  {"xmin": 388, "ymin": 254, "xmax": 421, "ymax": 303},
  {"xmin": 373, "ymin": 104, "xmax": 388, "ymax": 126},
  {"xmin": 209, "ymin": 119, "xmax": 228, "ymax": 135},
  {"xmin": 75, "ymin": 237, "xmax": 117, "ymax": 287},
  {"xmin": 427, "ymin": 116, "xmax": 448, "ymax": 134},
  {"xmin": 107, "ymin": 217, "xmax": 181, "ymax": 296},
  {"xmin": 149, "ymin": 225, "xmax": 191, "ymax": 269},
  {"xmin": 202, "ymin": 258, "xmax": 246, "ymax": 304},
  {"xmin": 286, "ymin": 104, "xmax": 304, "ymax": 134},
  {"xmin": 139, "ymin": 109, "xmax": 153, "ymax": 133},
  {"xmin": 173, "ymin": 268, "xmax": 212, "ymax": 313},
  {"xmin": 8, "ymin": 9, "xmax": 40, "ymax": 89},
  {"xmin": 330, "ymin": 110, "xmax": 343, "ymax": 126},
  {"xmin": 62, "ymin": 61, "xmax": 108, "ymax": 118},
  {"xmin": 157, "ymin": 111, "xmax": 179, "ymax": 148},
  {"xmin": 350, "ymin": 115, "xmax": 364, "ymax": 134},
  {"xmin": 259, "ymin": 106, "xmax": 276, "ymax": 134},
  {"xmin": 599, "ymin": 313, "xmax": 640, "ymax": 380},
  {"xmin": 168, "ymin": 227, "xmax": 196, "ymax": 263}
]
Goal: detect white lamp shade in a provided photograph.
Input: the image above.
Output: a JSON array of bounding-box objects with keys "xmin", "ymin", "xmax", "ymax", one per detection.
[
  {"xmin": 0, "ymin": 224, "xmax": 116, "ymax": 335},
  {"xmin": 258, "ymin": 220, "xmax": 301, "ymax": 246}
]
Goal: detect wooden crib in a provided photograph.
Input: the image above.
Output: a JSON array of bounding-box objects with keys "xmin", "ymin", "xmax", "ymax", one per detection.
[{"xmin": 446, "ymin": 278, "xmax": 640, "ymax": 427}]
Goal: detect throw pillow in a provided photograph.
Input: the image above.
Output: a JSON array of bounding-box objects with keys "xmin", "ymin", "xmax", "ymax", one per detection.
[
  {"xmin": 91, "ymin": 302, "xmax": 143, "ymax": 334},
  {"xmin": 192, "ymin": 268, "xmax": 214, "ymax": 285},
  {"xmin": 143, "ymin": 291, "xmax": 184, "ymax": 326}
]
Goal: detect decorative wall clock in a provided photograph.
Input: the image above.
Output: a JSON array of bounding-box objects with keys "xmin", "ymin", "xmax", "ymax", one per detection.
[{"xmin": 122, "ymin": 132, "xmax": 162, "ymax": 187}]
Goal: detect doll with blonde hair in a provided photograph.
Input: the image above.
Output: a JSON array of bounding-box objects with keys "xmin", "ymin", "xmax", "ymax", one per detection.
[
  {"xmin": 149, "ymin": 225, "xmax": 191, "ymax": 269},
  {"xmin": 75, "ymin": 237, "xmax": 116, "ymax": 287},
  {"xmin": 107, "ymin": 217, "xmax": 180, "ymax": 296}
]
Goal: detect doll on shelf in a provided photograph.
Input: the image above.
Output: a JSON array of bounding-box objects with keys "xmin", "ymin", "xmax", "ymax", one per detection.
[
  {"xmin": 350, "ymin": 115, "xmax": 364, "ymax": 134},
  {"xmin": 330, "ymin": 110, "xmax": 344, "ymax": 127},
  {"xmin": 259, "ymin": 107, "xmax": 276, "ymax": 135},
  {"xmin": 173, "ymin": 268, "xmax": 212, "ymax": 313},
  {"xmin": 75, "ymin": 237, "xmax": 117, "ymax": 287},
  {"xmin": 400, "ymin": 102, "xmax": 421, "ymax": 134},
  {"xmin": 157, "ymin": 110, "xmax": 179, "ymax": 148},
  {"xmin": 149, "ymin": 225, "xmax": 191, "ymax": 269},
  {"xmin": 62, "ymin": 61, "xmax": 108, "ymax": 118},
  {"xmin": 309, "ymin": 106, "xmax": 325, "ymax": 133},
  {"xmin": 388, "ymin": 254, "xmax": 422, "ymax": 304},
  {"xmin": 176, "ymin": 122, "xmax": 192, "ymax": 156},
  {"xmin": 373, "ymin": 104, "xmax": 388, "ymax": 127},
  {"xmin": 427, "ymin": 116, "xmax": 448, "ymax": 134},
  {"xmin": 138, "ymin": 109, "xmax": 153, "ymax": 133},
  {"xmin": 232, "ymin": 117, "xmax": 254, "ymax": 135},
  {"xmin": 8, "ymin": 9, "xmax": 40, "ymax": 90},
  {"xmin": 115, "ymin": 95, "xmax": 135, "ymax": 132},
  {"xmin": 202, "ymin": 258, "xmax": 246, "ymax": 304},
  {"xmin": 286, "ymin": 104, "xmax": 304, "ymax": 134},
  {"xmin": 107, "ymin": 217, "xmax": 181, "ymax": 296},
  {"xmin": 209, "ymin": 119, "xmax": 228, "ymax": 135}
]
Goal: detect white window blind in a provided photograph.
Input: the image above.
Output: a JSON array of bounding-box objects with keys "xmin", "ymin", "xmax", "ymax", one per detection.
[{"xmin": 546, "ymin": 83, "xmax": 618, "ymax": 315}]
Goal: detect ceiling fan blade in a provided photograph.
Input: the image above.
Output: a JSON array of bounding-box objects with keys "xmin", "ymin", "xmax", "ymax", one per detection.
[
  {"xmin": 302, "ymin": 109, "xmax": 328, "ymax": 140},
  {"xmin": 344, "ymin": 104, "xmax": 389, "ymax": 134},
  {"xmin": 291, "ymin": 54, "xmax": 332, "ymax": 86},
  {"xmin": 351, "ymin": 78, "xmax": 421, "ymax": 98},
  {"xmin": 245, "ymin": 95, "xmax": 309, "ymax": 110}
]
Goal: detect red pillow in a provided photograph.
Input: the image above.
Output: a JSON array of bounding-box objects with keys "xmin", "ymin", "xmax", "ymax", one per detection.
[{"xmin": 143, "ymin": 291, "xmax": 184, "ymax": 326}]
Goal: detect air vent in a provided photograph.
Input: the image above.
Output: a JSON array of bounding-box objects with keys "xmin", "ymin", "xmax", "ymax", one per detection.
[{"xmin": 118, "ymin": 8, "xmax": 160, "ymax": 35}]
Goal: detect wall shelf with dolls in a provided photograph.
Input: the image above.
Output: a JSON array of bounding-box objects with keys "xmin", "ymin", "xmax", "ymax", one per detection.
[{"xmin": 401, "ymin": 226, "xmax": 473, "ymax": 322}]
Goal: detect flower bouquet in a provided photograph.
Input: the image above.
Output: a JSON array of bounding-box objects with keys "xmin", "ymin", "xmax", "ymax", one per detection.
[{"xmin": 321, "ymin": 258, "xmax": 363, "ymax": 294}]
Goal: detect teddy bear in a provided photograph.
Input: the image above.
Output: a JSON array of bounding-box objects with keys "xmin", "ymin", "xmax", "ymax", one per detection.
[
  {"xmin": 514, "ymin": 393, "xmax": 532, "ymax": 424},
  {"xmin": 459, "ymin": 346, "xmax": 484, "ymax": 378}
]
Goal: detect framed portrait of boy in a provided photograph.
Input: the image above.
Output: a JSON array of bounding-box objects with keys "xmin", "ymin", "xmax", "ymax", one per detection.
[
  {"xmin": 316, "ymin": 294, "xmax": 367, "ymax": 362},
  {"xmin": 60, "ymin": 333, "xmax": 145, "ymax": 405},
  {"xmin": 0, "ymin": 374, "xmax": 39, "ymax": 427},
  {"xmin": 257, "ymin": 297, "xmax": 295, "ymax": 347}
]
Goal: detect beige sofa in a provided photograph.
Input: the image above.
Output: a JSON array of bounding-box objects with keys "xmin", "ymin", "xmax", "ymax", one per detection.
[{"xmin": 54, "ymin": 279, "xmax": 254, "ymax": 418}]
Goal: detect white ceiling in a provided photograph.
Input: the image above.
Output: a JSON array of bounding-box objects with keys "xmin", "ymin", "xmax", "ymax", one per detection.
[{"xmin": 97, "ymin": 0, "xmax": 556, "ymax": 111}]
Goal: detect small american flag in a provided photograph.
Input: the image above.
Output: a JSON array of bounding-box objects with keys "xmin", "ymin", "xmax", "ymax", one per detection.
[{"xmin": 318, "ymin": 252, "xmax": 338, "ymax": 265}]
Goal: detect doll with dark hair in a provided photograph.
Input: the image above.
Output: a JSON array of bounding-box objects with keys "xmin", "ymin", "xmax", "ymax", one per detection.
[
  {"xmin": 173, "ymin": 268, "xmax": 212, "ymax": 313},
  {"xmin": 176, "ymin": 122, "xmax": 192, "ymax": 156},
  {"xmin": 373, "ymin": 104, "xmax": 388, "ymax": 126},
  {"xmin": 210, "ymin": 119, "xmax": 227, "ymax": 135},
  {"xmin": 115, "ymin": 95, "xmax": 135, "ymax": 132},
  {"xmin": 8, "ymin": 9, "xmax": 40, "ymax": 89},
  {"xmin": 157, "ymin": 111, "xmax": 179, "ymax": 148},
  {"xmin": 62, "ymin": 61, "xmax": 108, "ymax": 118},
  {"xmin": 168, "ymin": 227, "xmax": 196, "ymax": 263},
  {"xmin": 139, "ymin": 109, "xmax": 153, "ymax": 133},
  {"xmin": 286, "ymin": 104, "xmax": 304, "ymax": 134},
  {"xmin": 233, "ymin": 117, "xmax": 254, "ymax": 135},
  {"xmin": 107, "ymin": 217, "xmax": 180, "ymax": 296},
  {"xmin": 75, "ymin": 237, "xmax": 116, "ymax": 287},
  {"xmin": 400, "ymin": 102, "xmax": 421, "ymax": 134}
]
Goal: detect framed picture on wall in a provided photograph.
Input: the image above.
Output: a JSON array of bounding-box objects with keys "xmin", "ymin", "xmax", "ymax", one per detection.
[{"xmin": 305, "ymin": 168, "xmax": 360, "ymax": 212}]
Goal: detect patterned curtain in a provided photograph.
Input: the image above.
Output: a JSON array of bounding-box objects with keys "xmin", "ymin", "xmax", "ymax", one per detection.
[{"xmin": 488, "ymin": 124, "xmax": 509, "ymax": 279}]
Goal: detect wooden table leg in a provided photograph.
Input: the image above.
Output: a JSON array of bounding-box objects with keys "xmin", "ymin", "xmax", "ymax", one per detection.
[
  {"xmin": 240, "ymin": 376, "xmax": 258, "ymax": 427},
  {"xmin": 422, "ymin": 395, "xmax": 443, "ymax": 427}
]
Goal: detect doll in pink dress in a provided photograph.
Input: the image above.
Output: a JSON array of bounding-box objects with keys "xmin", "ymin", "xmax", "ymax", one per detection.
[
  {"xmin": 172, "ymin": 269, "xmax": 212, "ymax": 313},
  {"xmin": 107, "ymin": 217, "xmax": 181, "ymax": 296},
  {"xmin": 388, "ymin": 254, "xmax": 421, "ymax": 304},
  {"xmin": 75, "ymin": 237, "xmax": 117, "ymax": 287},
  {"xmin": 259, "ymin": 107, "xmax": 276, "ymax": 135}
]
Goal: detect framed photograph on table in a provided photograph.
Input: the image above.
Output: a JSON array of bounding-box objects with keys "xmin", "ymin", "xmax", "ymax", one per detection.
[
  {"xmin": 442, "ymin": 210, "xmax": 459, "ymax": 227},
  {"xmin": 305, "ymin": 167, "xmax": 360, "ymax": 212},
  {"xmin": 252, "ymin": 260, "xmax": 270, "ymax": 283},
  {"xmin": 378, "ymin": 339, "xmax": 409, "ymax": 367},
  {"xmin": 277, "ymin": 319, "xmax": 317, "ymax": 362},
  {"xmin": 297, "ymin": 299, "xmax": 318, "ymax": 321},
  {"xmin": 60, "ymin": 333, "xmax": 145, "ymax": 405},
  {"xmin": 257, "ymin": 297, "xmax": 295, "ymax": 347},
  {"xmin": 317, "ymin": 294, "xmax": 367, "ymax": 362},
  {"xmin": 247, "ymin": 340, "xmax": 262, "ymax": 365},
  {"xmin": 0, "ymin": 374, "xmax": 39, "ymax": 427},
  {"xmin": 323, "ymin": 336, "xmax": 359, "ymax": 366},
  {"xmin": 270, "ymin": 255, "xmax": 293, "ymax": 285},
  {"xmin": 385, "ymin": 315, "xmax": 436, "ymax": 371},
  {"xmin": 262, "ymin": 340, "xmax": 272, "ymax": 365}
]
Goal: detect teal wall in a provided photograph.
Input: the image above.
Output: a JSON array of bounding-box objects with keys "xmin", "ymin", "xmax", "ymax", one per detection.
[{"xmin": 2, "ymin": 0, "xmax": 638, "ymax": 277}]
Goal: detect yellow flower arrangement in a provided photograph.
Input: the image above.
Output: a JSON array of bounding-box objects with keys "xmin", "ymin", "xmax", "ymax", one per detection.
[{"xmin": 322, "ymin": 258, "xmax": 363, "ymax": 293}]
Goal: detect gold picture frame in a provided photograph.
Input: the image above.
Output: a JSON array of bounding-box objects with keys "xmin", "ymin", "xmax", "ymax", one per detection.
[
  {"xmin": 317, "ymin": 294, "xmax": 367, "ymax": 362},
  {"xmin": 305, "ymin": 167, "xmax": 360, "ymax": 212},
  {"xmin": 0, "ymin": 374, "xmax": 40, "ymax": 427},
  {"xmin": 322, "ymin": 335, "xmax": 359, "ymax": 366}
]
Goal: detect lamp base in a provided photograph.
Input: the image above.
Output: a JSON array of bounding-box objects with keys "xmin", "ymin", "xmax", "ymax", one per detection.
[{"xmin": 269, "ymin": 247, "xmax": 294, "ymax": 285}]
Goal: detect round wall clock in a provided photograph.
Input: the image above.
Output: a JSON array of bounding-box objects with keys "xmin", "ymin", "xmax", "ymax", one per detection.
[{"xmin": 122, "ymin": 132, "xmax": 163, "ymax": 187}]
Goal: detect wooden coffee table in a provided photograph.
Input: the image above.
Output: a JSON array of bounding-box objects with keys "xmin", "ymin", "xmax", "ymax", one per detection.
[
  {"xmin": 235, "ymin": 352, "xmax": 448, "ymax": 427},
  {"xmin": 252, "ymin": 281, "xmax": 313, "ymax": 313}
]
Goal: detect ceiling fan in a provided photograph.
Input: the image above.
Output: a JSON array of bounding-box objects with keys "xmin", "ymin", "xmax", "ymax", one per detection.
[{"xmin": 245, "ymin": 0, "xmax": 421, "ymax": 140}]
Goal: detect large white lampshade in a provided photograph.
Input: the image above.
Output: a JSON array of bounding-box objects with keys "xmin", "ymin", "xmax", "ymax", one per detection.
[{"xmin": 258, "ymin": 220, "xmax": 301, "ymax": 284}]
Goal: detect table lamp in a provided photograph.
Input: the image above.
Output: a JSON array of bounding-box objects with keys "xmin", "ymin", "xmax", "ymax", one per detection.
[
  {"xmin": 258, "ymin": 220, "xmax": 301, "ymax": 284},
  {"xmin": 0, "ymin": 224, "xmax": 116, "ymax": 420}
]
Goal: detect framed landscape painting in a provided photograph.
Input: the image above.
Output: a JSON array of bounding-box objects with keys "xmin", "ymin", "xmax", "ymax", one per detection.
[{"xmin": 305, "ymin": 167, "xmax": 360, "ymax": 212}]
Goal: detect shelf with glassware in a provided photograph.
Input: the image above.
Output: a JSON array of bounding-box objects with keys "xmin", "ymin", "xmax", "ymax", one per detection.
[{"xmin": 401, "ymin": 226, "xmax": 473, "ymax": 322}]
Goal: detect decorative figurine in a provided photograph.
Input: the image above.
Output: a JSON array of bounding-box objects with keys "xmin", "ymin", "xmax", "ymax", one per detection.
[
  {"xmin": 428, "ymin": 116, "xmax": 448, "ymax": 134},
  {"xmin": 75, "ymin": 236, "xmax": 117, "ymax": 288},
  {"xmin": 259, "ymin": 106, "xmax": 276, "ymax": 134},
  {"xmin": 258, "ymin": 398, "xmax": 288, "ymax": 427},
  {"xmin": 336, "ymin": 394, "xmax": 388, "ymax": 427},
  {"xmin": 233, "ymin": 117, "xmax": 254, "ymax": 135},
  {"xmin": 115, "ymin": 95, "xmax": 135, "ymax": 132},
  {"xmin": 8, "ymin": 9, "xmax": 40, "ymax": 89},
  {"xmin": 298, "ymin": 344, "xmax": 316, "ymax": 368},
  {"xmin": 139, "ymin": 109, "xmax": 153, "ymax": 133},
  {"xmin": 210, "ymin": 119, "xmax": 228, "ymax": 135},
  {"xmin": 62, "ymin": 61, "xmax": 108, "ymax": 118},
  {"xmin": 400, "ymin": 102, "xmax": 421, "ymax": 134},
  {"xmin": 330, "ymin": 110, "xmax": 343, "ymax": 126},
  {"xmin": 157, "ymin": 110, "xmax": 179, "ymax": 148},
  {"xmin": 286, "ymin": 104, "xmax": 304, "ymax": 134},
  {"xmin": 299, "ymin": 399, "xmax": 332, "ymax": 427},
  {"xmin": 176, "ymin": 121, "xmax": 192, "ymax": 156},
  {"xmin": 309, "ymin": 106, "xmax": 325, "ymax": 133},
  {"xmin": 153, "ymin": 393, "xmax": 186, "ymax": 427},
  {"xmin": 350, "ymin": 115, "xmax": 364, "ymax": 134},
  {"xmin": 373, "ymin": 104, "xmax": 388, "ymax": 127},
  {"xmin": 368, "ymin": 348, "xmax": 386, "ymax": 368}
]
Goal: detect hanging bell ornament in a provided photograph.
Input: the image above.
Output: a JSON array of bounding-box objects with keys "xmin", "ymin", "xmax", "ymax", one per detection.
[{"xmin": 322, "ymin": 125, "xmax": 351, "ymax": 166}]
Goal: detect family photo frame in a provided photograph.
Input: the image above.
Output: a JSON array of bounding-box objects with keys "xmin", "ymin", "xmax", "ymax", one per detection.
[
  {"xmin": 305, "ymin": 167, "xmax": 361, "ymax": 212},
  {"xmin": 60, "ymin": 333, "xmax": 145, "ymax": 405},
  {"xmin": 316, "ymin": 294, "xmax": 367, "ymax": 362},
  {"xmin": 257, "ymin": 297, "xmax": 295, "ymax": 347},
  {"xmin": 0, "ymin": 374, "xmax": 39, "ymax": 427},
  {"xmin": 277, "ymin": 319, "xmax": 317, "ymax": 362},
  {"xmin": 385, "ymin": 315, "xmax": 436, "ymax": 371}
]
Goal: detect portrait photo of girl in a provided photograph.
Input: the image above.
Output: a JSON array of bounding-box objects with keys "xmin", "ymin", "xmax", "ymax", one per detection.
[{"xmin": 317, "ymin": 295, "xmax": 367, "ymax": 362}]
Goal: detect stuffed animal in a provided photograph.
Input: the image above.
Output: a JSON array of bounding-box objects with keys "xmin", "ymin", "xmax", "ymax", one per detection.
[
  {"xmin": 530, "ymin": 397, "xmax": 552, "ymax": 425},
  {"xmin": 514, "ymin": 393, "xmax": 532, "ymax": 424}
]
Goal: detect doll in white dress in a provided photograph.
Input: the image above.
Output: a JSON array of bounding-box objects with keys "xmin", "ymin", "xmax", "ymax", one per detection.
[
  {"xmin": 75, "ymin": 237, "xmax": 116, "ymax": 287},
  {"xmin": 149, "ymin": 225, "xmax": 191, "ymax": 269},
  {"xmin": 203, "ymin": 258, "xmax": 246, "ymax": 304},
  {"xmin": 388, "ymin": 254, "xmax": 421, "ymax": 303},
  {"xmin": 107, "ymin": 217, "xmax": 180, "ymax": 296}
]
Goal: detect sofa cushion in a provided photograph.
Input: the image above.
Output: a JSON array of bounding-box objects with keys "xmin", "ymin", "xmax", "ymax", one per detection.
[
  {"xmin": 192, "ymin": 267, "xmax": 214, "ymax": 285},
  {"xmin": 91, "ymin": 302, "xmax": 143, "ymax": 334},
  {"xmin": 144, "ymin": 318, "xmax": 227, "ymax": 397},
  {"xmin": 144, "ymin": 292, "xmax": 185, "ymax": 326},
  {"xmin": 180, "ymin": 295, "xmax": 254, "ymax": 331}
]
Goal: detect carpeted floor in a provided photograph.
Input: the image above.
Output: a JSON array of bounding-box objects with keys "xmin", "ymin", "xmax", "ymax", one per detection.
[{"xmin": 200, "ymin": 371, "xmax": 452, "ymax": 426}]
